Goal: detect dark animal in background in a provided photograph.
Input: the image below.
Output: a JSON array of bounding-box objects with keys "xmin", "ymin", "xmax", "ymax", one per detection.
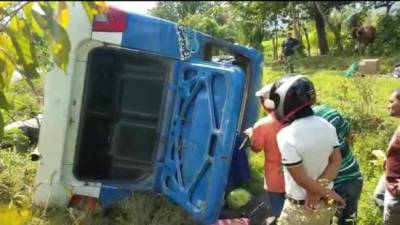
[{"xmin": 351, "ymin": 25, "xmax": 376, "ymax": 54}]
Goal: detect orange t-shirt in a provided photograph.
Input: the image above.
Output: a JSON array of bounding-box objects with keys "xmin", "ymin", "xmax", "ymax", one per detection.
[{"xmin": 250, "ymin": 112, "xmax": 285, "ymax": 193}]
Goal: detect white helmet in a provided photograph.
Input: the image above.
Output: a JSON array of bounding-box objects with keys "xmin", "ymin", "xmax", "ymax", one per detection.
[{"xmin": 255, "ymin": 83, "xmax": 275, "ymax": 109}]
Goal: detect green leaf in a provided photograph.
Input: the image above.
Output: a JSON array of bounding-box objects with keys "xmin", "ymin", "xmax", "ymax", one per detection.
[
  {"xmin": 0, "ymin": 45, "xmax": 16, "ymax": 88},
  {"xmin": 25, "ymin": 3, "xmax": 45, "ymax": 37},
  {"xmin": 0, "ymin": 59, "xmax": 6, "ymax": 88},
  {"xmin": 37, "ymin": 3, "xmax": 70, "ymax": 72},
  {"xmin": 0, "ymin": 110, "xmax": 4, "ymax": 139},
  {"xmin": 23, "ymin": 3, "xmax": 34, "ymax": 25},
  {"xmin": 39, "ymin": 1, "xmax": 57, "ymax": 13},
  {"xmin": 3, "ymin": 56, "xmax": 16, "ymax": 88},
  {"xmin": 52, "ymin": 45, "xmax": 69, "ymax": 72},
  {"xmin": 49, "ymin": 22, "xmax": 70, "ymax": 72},
  {"xmin": 0, "ymin": 59, "xmax": 5, "ymax": 74},
  {"xmin": 0, "ymin": 92, "xmax": 9, "ymax": 110},
  {"xmin": 7, "ymin": 19, "xmax": 34, "ymax": 65},
  {"xmin": 57, "ymin": 2, "xmax": 69, "ymax": 29},
  {"xmin": 5, "ymin": 19, "xmax": 40, "ymax": 80},
  {"xmin": 0, "ymin": 2, "xmax": 10, "ymax": 8},
  {"xmin": 81, "ymin": 2, "xmax": 104, "ymax": 23},
  {"xmin": 81, "ymin": 2, "xmax": 97, "ymax": 22},
  {"xmin": 26, "ymin": 28, "xmax": 40, "ymax": 79},
  {"xmin": 32, "ymin": 10, "xmax": 49, "ymax": 30}
]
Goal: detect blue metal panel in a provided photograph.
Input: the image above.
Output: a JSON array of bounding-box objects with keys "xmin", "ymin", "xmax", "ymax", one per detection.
[
  {"xmin": 158, "ymin": 62, "xmax": 245, "ymax": 224},
  {"xmin": 99, "ymin": 185, "xmax": 133, "ymax": 206},
  {"xmin": 121, "ymin": 14, "xmax": 181, "ymax": 59},
  {"xmin": 121, "ymin": 12, "xmax": 262, "ymax": 129},
  {"xmin": 98, "ymin": 10, "xmax": 263, "ymax": 222},
  {"xmin": 99, "ymin": 173, "xmax": 156, "ymax": 206}
]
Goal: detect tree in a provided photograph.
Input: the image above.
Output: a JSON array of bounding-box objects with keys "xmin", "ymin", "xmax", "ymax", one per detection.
[
  {"xmin": 285, "ymin": 2, "xmax": 329, "ymax": 56},
  {"xmin": 149, "ymin": 2, "xmax": 213, "ymax": 22},
  {"xmin": 0, "ymin": 2, "xmax": 103, "ymax": 136},
  {"xmin": 314, "ymin": 2, "xmax": 355, "ymax": 53},
  {"xmin": 178, "ymin": 2, "xmax": 238, "ymax": 41},
  {"xmin": 311, "ymin": 3, "xmax": 330, "ymax": 55},
  {"xmin": 288, "ymin": 2, "xmax": 303, "ymax": 46},
  {"xmin": 370, "ymin": 1, "xmax": 396, "ymax": 15},
  {"xmin": 150, "ymin": 2, "xmax": 237, "ymax": 41},
  {"xmin": 230, "ymin": 2, "xmax": 287, "ymax": 52}
]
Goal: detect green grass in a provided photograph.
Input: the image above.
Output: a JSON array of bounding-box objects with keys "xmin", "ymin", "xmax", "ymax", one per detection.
[{"xmin": 247, "ymin": 55, "xmax": 400, "ymax": 225}]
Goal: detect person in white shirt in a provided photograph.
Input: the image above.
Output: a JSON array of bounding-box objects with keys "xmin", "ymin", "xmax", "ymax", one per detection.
[{"xmin": 268, "ymin": 75, "xmax": 345, "ymax": 225}]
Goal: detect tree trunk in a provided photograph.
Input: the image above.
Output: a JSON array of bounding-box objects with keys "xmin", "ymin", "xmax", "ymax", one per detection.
[
  {"xmin": 275, "ymin": 29, "xmax": 279, "ymax": 59},
  {"xmin": 272, "ymin": 33, "xmax": 277, "ymax": 60},
  {"xmin": 289, "ymin": 1, "xmax": 304, "ymax": 53},
  {"xmin": 315, "ymin": 2, "xmax": 342, "ymax": 53},
  {"xmin": 289, "ymin": 2, "xmax": 300, "ymax": 41},
  {"xmin": 334, "ymin": 23, "xmax": 343, "ymax": 52},
  {"xmin": 333, "ymin": 32, "xmax": 342, "ymax": 53},
  {"xmin": 313, "ymin": 4, "xmax": 329, "ymax": 55},
  {"xmin": 386, "ymin": 4, "xmax": 392, "ymax": 15},
  {"xmin": 302, "ymin": 25, "xmax": 311, "ymax": 56},
  {"xmin": 250, "ymin": 23, "xmax": 264, "ymax": 51}
]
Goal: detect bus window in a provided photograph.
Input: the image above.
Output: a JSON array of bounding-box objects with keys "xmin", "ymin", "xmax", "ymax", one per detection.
[{"xmin": 74, "ymin": 47, "xmax": 170, "ymax": 181}]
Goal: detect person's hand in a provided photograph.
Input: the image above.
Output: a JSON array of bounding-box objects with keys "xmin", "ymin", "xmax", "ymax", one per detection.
[
  {"xmin": 244, "ymin": 128, "xmax": 253, "ymax": 138},
  {"xmin": 324, "ymin": 190, "xmax": 346, "ymax": 209},
  {"xmin": 305, "ymin": 192, "xmax": 322, "ymax": 212}
]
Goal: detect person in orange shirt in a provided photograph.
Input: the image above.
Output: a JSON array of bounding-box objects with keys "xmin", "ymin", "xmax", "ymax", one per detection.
[{"xmin": 245, "ymin": 84, "xmax": 285, "ymax": 221}]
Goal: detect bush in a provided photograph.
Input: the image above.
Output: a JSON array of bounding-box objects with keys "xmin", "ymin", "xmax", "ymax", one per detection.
[
  {"xmin": 1, "ymin": 128, "xmax": 30, "ymax": 152},
  {"xmin": 371, "ymin": 15, "xmax": 400, "ymax": 56}
]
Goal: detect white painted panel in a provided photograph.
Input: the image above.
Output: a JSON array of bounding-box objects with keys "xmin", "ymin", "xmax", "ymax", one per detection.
[
  {"xmin": 34, "ymin": 3, "xmax": 93, "ymax": 207},
  {"xmin": 92, "ymin": 31, "xmax": 123, "ymax": 45}
]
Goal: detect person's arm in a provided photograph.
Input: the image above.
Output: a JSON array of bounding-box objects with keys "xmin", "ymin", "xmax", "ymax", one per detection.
[
  {"xmin": 287, "ymin": 163, "xmax": 345, "ymax": 211},
  {"xmin": 278, "ymin": 132, "xmax": 345, "ymax": 211},
  {"xmin": 318, "ymin": 147, "xmax": 342, "ymax": 183},
  {"xmin": 278, "ymin": 135, "xmax": 327, "ymax": 195},
  {"xmin": 244, "ymin": 125, "xmax": 264, "ymax": 153},
  {"xmin": 287, "ymin": 164, "xmax": 330, "ymax": 196},
  {"xmin": 318, "ymin": 124, "xmax": 342, "ymax": 183},
  {"xmin": 347, "ymin": 133, "xmax": 354, "ymax": 147}
]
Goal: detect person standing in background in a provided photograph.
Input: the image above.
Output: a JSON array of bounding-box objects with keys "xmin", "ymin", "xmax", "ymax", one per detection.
[
  {"xmin": 281, "ymin": 32, "xmax": 300, "ymax": 74},
  {"xmin": 313, "ymin": 105, "xmax": 363, "ymax": 225}
]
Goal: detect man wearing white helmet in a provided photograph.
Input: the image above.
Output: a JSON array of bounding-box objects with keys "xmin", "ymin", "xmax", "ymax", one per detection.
[
  {"xmin": 244, "ymin": 83, "xmax": 286, "ymax": 223},
  {"xmin": 268, "ymin": 75, "xmax": 345, "ymax": 225}
]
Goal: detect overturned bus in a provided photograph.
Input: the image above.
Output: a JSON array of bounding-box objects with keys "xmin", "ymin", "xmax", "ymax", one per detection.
[{"xmin": 33, "ymin": 3, "xmax": 262, "ymax": 224}]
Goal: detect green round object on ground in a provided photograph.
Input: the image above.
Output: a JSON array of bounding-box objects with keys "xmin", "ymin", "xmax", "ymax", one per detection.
[{"xmin": 226, "ymin": 188, "xmax": 252, "ymax": 209}]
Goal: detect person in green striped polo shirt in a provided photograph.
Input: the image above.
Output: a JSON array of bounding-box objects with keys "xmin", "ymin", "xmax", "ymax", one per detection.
[{"xmin": 313, "ymin": 104, "xmax": 363, "ymax": 225}]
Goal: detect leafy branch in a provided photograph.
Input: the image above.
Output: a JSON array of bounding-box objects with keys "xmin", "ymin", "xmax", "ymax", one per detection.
[{"xmin": 1, "ymin": 2, "xmax": 30, "ymax": 27}]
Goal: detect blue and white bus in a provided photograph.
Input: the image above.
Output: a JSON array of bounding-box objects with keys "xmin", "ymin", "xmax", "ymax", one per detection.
[{"xmin": 33, "ymin": 3, "xmax": 262, "ymax": 224}]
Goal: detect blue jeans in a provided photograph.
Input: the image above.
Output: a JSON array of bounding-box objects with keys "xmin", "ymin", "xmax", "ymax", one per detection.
[
  {"xmin": 267, "ymin": 191, "xmax": 285, "ymax": 218},
  {"xmin": 334, "ymin": 179, "xmax": 363, "ymax": 225}
]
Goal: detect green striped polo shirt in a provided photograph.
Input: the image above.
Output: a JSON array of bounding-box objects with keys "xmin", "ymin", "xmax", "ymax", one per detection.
[{"xmin": 313, "ymin": 105, "xmax": 362, "ymax": 185}]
